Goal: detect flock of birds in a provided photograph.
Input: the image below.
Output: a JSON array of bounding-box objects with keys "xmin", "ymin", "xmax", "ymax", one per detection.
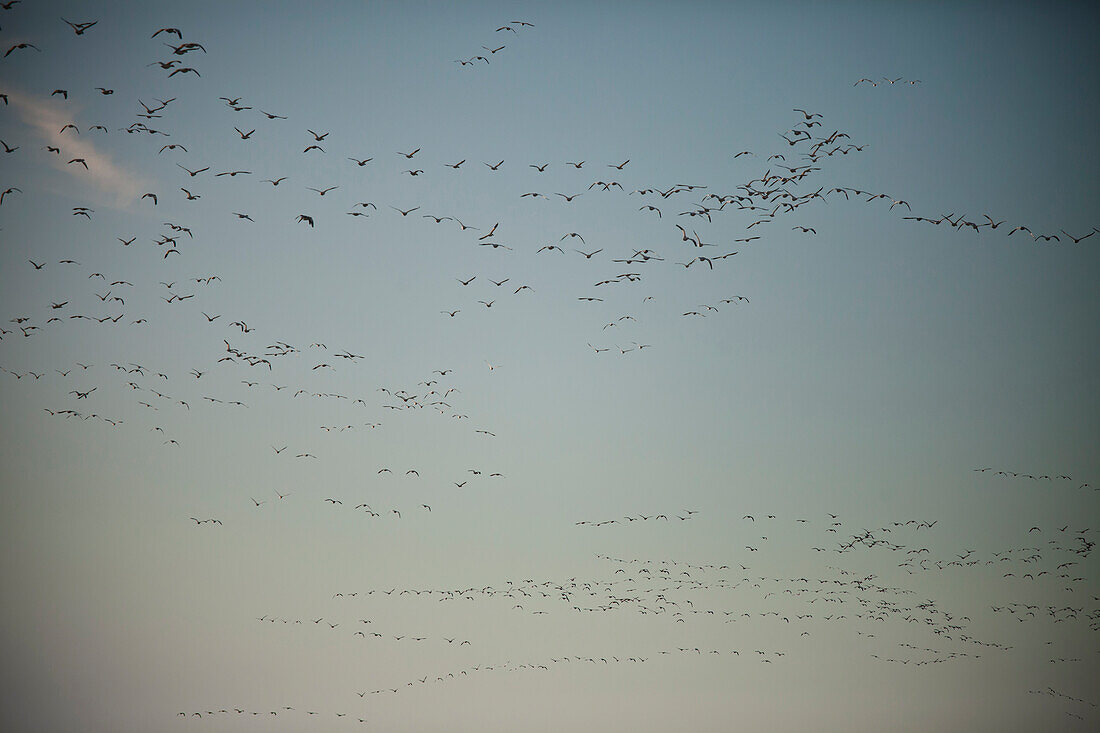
[
  {"xmin": 0, "ymin": 9, "xmax": 1097, "ymax": 731},
  {"xmin": 853, "ymin": 76, "xmax": 922, "ymax": 87},
  {"xmin": 169, "ymin": 517, "xmax": 1095, "ymax": 720},
  {"xmin": 974, "ymin": 467, "xmax": 1093, "ymax": 491},
  {"xmin": 453, "ymin": 19, "xmax": 534, "ymax": 67}
]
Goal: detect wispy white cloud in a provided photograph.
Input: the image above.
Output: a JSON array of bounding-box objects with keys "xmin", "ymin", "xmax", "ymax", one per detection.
[{"xmin": 8, "ymin": 89, "xmax": 148, "ymax": 206}]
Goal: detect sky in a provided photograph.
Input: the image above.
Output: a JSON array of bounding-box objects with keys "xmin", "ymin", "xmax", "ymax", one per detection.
[{"xmin": 1, "ymin": 1, "xmax": 1098, "ymax": 731}]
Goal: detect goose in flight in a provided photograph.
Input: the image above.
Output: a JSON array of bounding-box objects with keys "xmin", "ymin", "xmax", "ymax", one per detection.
[
  {"xmin": 1061, "ymin": 229, "xmax": 1095, "ymax": 244},
  {"xmin": 5, "ymin": 42, "xmax": 41, "ymax": 57},
  {"xmin": 164, "ymin": 41, "xmax": 206, "ymax": 55}
]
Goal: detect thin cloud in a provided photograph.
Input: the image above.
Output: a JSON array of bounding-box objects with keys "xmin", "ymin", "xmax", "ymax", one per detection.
[{"xmin": 8, "ymin": 89, "xmax": 147, "ymax": 205}]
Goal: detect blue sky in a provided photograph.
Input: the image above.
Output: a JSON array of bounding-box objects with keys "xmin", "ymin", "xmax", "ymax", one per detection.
[{"xmin": 1, "ymin": 2, "xmax": 1098, "ymax": 731}]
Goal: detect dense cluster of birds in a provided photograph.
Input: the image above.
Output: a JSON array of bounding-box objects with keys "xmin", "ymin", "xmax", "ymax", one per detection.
[{"xmin": 0, "ymin": 8, "xmax": 1096, "ymax": 730}]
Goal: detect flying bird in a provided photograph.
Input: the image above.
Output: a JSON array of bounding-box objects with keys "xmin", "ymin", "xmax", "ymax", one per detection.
[{"xmin": 5, "ymin": 42, "xmax": 41, "ymax": 57}]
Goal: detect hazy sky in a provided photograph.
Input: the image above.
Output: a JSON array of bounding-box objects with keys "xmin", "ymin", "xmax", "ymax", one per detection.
[{"xmin": 1, "ymin": 2, "xmax": 1098, "ymax": 731}]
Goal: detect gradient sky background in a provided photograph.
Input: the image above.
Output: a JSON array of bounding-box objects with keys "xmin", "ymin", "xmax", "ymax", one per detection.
[{"xmin": 1, "ymin": 2, "xmax": 1098, "ymax": 731}]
